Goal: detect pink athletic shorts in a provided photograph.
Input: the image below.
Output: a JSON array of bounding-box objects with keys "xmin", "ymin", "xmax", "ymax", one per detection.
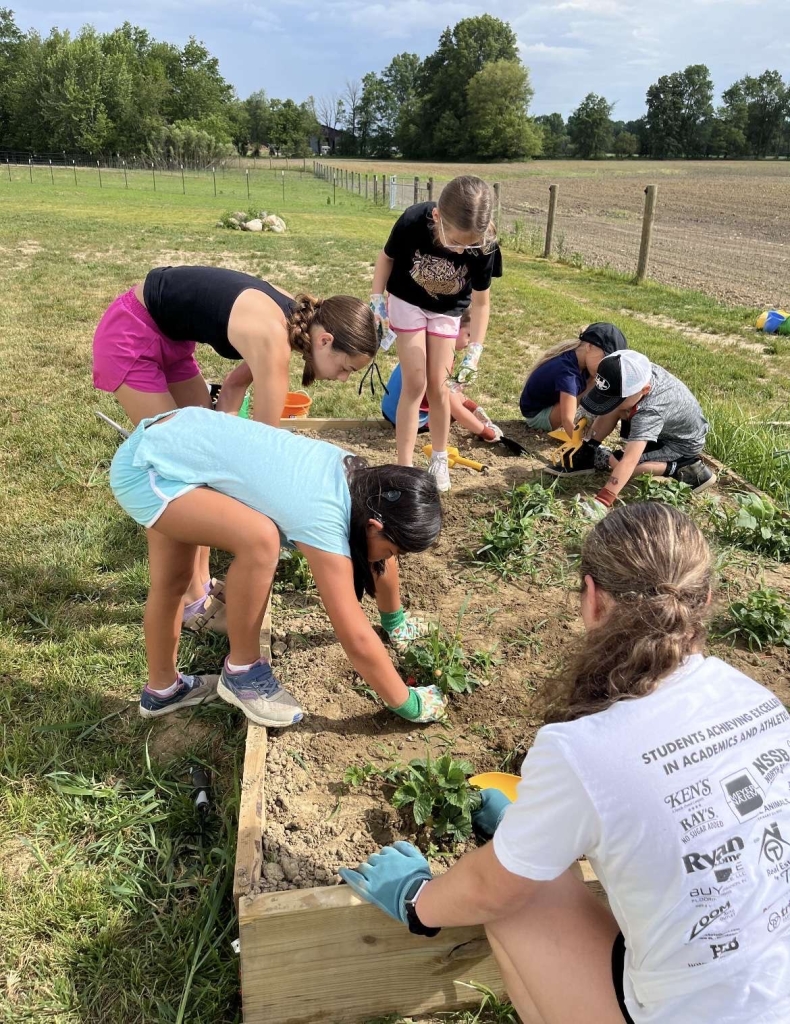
[
  {"xmin": 92, "ymin": 288, "xmax": 201, "ymax": 394},
  {"xmin": 388, "ymin": 294, "xmax": 460, "ymax": 340}
]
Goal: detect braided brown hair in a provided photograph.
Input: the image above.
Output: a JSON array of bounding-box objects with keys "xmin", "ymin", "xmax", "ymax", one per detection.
[
  {"xmin": 556, "ymin": 503, "xmax": 713, "ymax": 722},
  {"xmin": 287, "ymin": 294, "xmax": 378, "ymax": 386}
]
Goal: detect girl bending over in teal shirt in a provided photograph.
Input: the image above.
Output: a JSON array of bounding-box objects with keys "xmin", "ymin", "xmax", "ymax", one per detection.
[{"xmin": 110, "ymin": 407, "xmax": 446, "ymax": 728}]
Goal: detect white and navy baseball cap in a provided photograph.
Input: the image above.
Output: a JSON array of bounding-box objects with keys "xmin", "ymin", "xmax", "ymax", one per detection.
[{"xmin": 581, "ymin": 350, "xmax": 652, "ymax": 415}]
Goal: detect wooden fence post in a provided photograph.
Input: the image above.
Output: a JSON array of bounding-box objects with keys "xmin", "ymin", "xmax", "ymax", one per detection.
[
  {"xmin": 414, "ymin": 176, "xmax": 419, "ymax": 204},
  {"xmin": 636, "ymin": 184, "xmax": 658, "ymax": 282},
  {"xmin": 544, "ymin": 184, "xmax": 558, "ymax": 258},
  {"xmin": 365, "ymin": 174, "xmax": 368, "ymax": 200},
  {"xmin": 493, "ymin": 182, "xmax": 501, "ymax": 230},
  {"xmin": 374, "ymin": 175, "xmax": 378, "ymax": 204},
  {"xmin": 427, "ymin": 177, "xmax": 434, "ymax": 201},
  {"xmin": 383, "ymin": 175, "xmax": 388, "ymax": 206}
]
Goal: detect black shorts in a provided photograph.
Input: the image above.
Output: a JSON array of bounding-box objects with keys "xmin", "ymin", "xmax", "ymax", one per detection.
[{"xmin": 612, "ymin": 933, "xmax": 636, "ymax": 1023}]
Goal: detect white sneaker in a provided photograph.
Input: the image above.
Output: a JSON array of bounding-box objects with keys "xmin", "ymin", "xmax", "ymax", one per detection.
[{"xmin": 428, "ymin": 455, "xmax": 451, "ymax": 492}]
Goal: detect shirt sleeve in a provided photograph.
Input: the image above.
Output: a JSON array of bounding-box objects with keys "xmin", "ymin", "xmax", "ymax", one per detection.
[
  {"xmin": 384, "ymin": 210, "xmax": 411, "ymax": 259},
  {"xmin": 626, "ymin": 404, "xmax": 665, "ymax": 444},
  {"xmin": 470, "ymin": 246, "xmax": 503, "ymax": 291},
  {"xmin": 555, "ymin": 370, "xmax": 585, "ymax": 398},
  {"xmin": 493, "ymin": 728, "xmax": 600, "ymax": 880}
]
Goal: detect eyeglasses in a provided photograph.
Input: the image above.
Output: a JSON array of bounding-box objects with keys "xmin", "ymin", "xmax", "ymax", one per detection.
[
  {"xmin": 358, "ymin": 360, "xmax": 389, "ymax": 398},
  {"xmin": 437, "ymin": 215, "xmax": 485, "ymax": 254}
]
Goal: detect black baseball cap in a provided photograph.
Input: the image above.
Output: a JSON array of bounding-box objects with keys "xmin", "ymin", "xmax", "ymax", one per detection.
[
  {"xmin": 581, "ymin": 350, "xmax": 652, "ymax": 416},
  {"xmin": 579, "ymin": 322, "xmax": 628, "ymax": 355}
]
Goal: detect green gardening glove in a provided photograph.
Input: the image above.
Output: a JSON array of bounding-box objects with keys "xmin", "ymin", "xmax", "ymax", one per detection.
[{"xmin": 390, "ymin": 684, "xmax": 447, "ymax": 723}]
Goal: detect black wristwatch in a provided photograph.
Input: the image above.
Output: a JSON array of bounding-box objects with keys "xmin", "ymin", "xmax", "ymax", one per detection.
[{"xmin": 403, "ymin": 878, "xmax": 441, "ymax": 937}]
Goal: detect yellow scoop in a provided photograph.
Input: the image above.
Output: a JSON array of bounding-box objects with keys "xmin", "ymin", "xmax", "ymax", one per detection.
[
  {"xmin": 422, "ymin": 444, "xmax": 485, "ymax": 473},
  {"xmin": 469, "ymin": 772, "xmax": 520, "ymax": 802},
  {"xmin": 547, "ymin": 417, "xmax": 587, "ymax": 466}
]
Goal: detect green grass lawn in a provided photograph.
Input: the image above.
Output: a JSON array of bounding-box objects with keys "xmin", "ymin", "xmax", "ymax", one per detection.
[{"xmin": 1, "ymin": 171, "xmax": 789, "ymax": 1024}]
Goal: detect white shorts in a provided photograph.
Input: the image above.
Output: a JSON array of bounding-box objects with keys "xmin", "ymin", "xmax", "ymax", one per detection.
[{"xmin": 388, "ymin": 295, "xmax": 460, "ymax": 340}]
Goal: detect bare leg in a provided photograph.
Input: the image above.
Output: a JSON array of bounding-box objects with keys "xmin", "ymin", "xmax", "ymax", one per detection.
[
  {"xmin": 144, "ymin": 530, "xmax": 197, "ymax": 689},
  {"xmin": 395, "ymin": 330, "xmax": 428, "ymax": 467},
  {"xmin": 425, "ymin": 335, "xmax": 456, "ymax": 454},
  {"xmin": 113, "ymin": 377, "xmax": 212, "ymax": 605},
  {"xmin": 484, "ymin": 870, "xmax": 623, "ymax": 1024},
  {"xmin": 150, "ymin": 489, "xmax": 281, "ymax": 677}
]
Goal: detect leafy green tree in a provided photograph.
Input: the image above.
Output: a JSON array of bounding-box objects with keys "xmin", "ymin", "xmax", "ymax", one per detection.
[
  {"xmin": 613, "ymin": 130, "xmax": 638, "ymax": 157},
  {"xmin": 0, "ymin": 7, "xmax": 23, "ymax": 138},
  {"xmin": 357, "ymin": 71, "xmax": 394, "ymax": 157},
  {"xmin": 535, "ymin": 113, "xmax": 569, "ymax": 157},
  {"xmin": 244, "ymin": 90, "xmax": 269, "ymax": 153},
  {"xmin": 413, "ymin": 15, "xmax": 520, "ymax": 158},
  {"xmin": 645, "ymin": 64, "xmax": 714, "ymax": 157},
  {"xmin": 722, "ymin": 71, "xmax": 788, "ymax": 157},
  {"xmin": 465, "ymin": 60, "xmax": 542, "ymax": 160},
  {"xmin": 267, "ymin": 98, "xmax": 318, "ymax": 157},
  {"xmin": 568, "ymin": 93, "xmax": 613, "ymax": 158}
]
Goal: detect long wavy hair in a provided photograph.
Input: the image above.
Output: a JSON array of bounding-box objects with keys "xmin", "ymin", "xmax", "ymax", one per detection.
[
  {"xmin": 344, "ymin": 459, "xmax": 442, "ymax": 600},
  {"xmin": 555, "ymin": 503, "xmax": 713, "ymax": 722}
]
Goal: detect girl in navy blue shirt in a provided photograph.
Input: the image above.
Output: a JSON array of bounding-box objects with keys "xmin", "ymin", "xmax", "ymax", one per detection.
[{"xmin": 520, "ymin": 323, "xmax": 627, "ymax": 437}]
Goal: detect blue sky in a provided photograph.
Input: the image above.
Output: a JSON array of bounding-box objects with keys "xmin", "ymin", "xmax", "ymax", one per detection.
[{"xmin": 14, "ymin": 0, "xmax": 790, "ymax": 121}]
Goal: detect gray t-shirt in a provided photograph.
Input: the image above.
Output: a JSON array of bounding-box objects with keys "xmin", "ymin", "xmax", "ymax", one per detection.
[{"xmin": 626, "ymin": 364, "xmax": 708, "ymax": 455}]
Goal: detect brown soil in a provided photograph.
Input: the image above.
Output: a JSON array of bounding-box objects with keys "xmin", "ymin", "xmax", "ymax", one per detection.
[{"xmin": 254, "ymin": 423, "xmax": 790, "ymax": 894}]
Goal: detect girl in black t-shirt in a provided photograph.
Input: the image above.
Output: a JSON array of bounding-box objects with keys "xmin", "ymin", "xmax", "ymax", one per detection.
[{"xmin": 370, "ymin": 176, "xmax": 503, "ymax": 492}]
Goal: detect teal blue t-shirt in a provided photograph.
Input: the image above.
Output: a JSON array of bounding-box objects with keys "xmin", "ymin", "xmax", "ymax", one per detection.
[{"xmin": 130, "ymin": 407, "xmax": 352, "ymax": 557}]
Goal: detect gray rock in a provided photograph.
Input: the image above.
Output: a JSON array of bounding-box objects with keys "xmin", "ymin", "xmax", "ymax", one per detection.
[
  {"xmin": 233, "ymin": 211, "xmax": 248, "ymax": 222},
  {"xmin": 263, "ymin": 862, "xmax": 285, "ymax": 883},
  {"xmin": 280, "ymin": 855, "xmax": 300, "ymax": 882},
  {"xmin": 263, "ymin": 214, "xmax": 286, "ymax": 233},
  {"xmin": 243, "ymin": 218, "xmax": 263, "ymax": 232}
]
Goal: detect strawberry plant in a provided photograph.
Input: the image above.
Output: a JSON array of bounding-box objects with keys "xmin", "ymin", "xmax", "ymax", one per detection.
[
  {"xmin": 401, "ymin": 625, "xmax": 481, "ymax": 696},
  {"xmin": 629, "ymin": 474, "xmax": 693, "ymax": 507},
  {"xmin": 389, "ymin": 752, "xmax": 482, "ymax": 844},
  {"xmin": 275, "ymin": 549, "xmax": 313, "ymax": 591},
  {"xmin": 721, "ymin": 587, "xmax": 790, "ymax": 650},
  {"xmin": 715, "ymin": 493, "xmax": 790, "ymax": 562},
  {"xmin": 475, "ymin": 481, "xmax": 561, "ymax": 579}
]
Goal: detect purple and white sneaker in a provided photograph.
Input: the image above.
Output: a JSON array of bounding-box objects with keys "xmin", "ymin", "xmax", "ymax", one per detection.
[
  {"xmin": 217, "ymin": 659, "xmax": 303, "ymax": 728},
  {"xmin": 139, "ymin": 674, "xmax": 219, "ymax": 719}
]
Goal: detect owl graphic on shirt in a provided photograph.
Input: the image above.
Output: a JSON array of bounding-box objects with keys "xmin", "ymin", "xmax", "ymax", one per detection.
[{"xmin": 409, "ymin": 251, "xmax": 469, "ymax": 297}]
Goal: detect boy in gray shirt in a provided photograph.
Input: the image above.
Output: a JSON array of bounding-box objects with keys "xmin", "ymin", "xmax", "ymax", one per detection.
[{"xmin": 546, "ymin": 350, "xmax": 715, "ymax": 512}]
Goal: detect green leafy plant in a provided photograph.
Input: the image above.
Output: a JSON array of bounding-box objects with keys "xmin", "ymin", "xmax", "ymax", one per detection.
[
  {"xmin": 715, "ymin": 493, "xmax": 790, "ymax": 562},
  {"xmin": 274, "ymin": 549, "xmax": 313, "ymax": 591},
  {"xmin": 389, "ymin": 752, "xmax": 482, "ymax": 843},
  {"xmin": 475, "ymin": 481, "xmax": 560, "ymax": 578},
  {"xmin": 402, "ymin": 625, "xmax": 480, "ymax": 696},
  {"xmin": 342, "ymin": 763, "xmax": 378, "ymax": 788},
  {"xmin": 722, "ymin": 587, "xmax": 790, "ymax": 650},
  {"xmin": 629, "ymin": 474, "xmax": 693, "ymax": 507}
]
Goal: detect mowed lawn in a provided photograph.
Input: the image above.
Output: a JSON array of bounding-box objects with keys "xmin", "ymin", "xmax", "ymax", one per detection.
[{"xmin": 1, "ymin": 171, "xmax": 790, "ymax": 1024}]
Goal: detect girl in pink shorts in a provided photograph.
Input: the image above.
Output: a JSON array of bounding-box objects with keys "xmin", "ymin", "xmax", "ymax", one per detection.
[
  {"xmin": 369, "ymin": 176, "xmax": 502, "ymax": 491},
  {"xmin": 93, "ymin": 265, "xmax": 378, "ymax": 625}
]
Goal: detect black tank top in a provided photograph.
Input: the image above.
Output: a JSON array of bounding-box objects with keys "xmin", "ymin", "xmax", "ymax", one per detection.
[{"xmin": 143, "ymin": 266, "xmax": 296, "ymax": 359}]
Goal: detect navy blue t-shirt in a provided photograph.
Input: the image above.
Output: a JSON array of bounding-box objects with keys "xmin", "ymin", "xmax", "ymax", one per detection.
[{"xmin": 519, "ymin": 350, "xmax": 587, "ymax": 417}]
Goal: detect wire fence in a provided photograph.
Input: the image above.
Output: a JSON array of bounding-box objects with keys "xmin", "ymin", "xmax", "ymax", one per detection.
[
  {"xmin": 314, "ymin": 161, "xmax": 790, "ymax": 307},
  {"xmin": 0, "ymin": 152, "xmax": 314, "ymax": 204},
  {"xmin": 0, "ymin": 148, "xmax": 311, "ymax": 174}
]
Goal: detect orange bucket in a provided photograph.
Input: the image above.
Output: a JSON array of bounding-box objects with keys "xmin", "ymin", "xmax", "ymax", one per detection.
[{"xmin": 281, "ymin": 391, "xmax": 312, "ymax": 418}]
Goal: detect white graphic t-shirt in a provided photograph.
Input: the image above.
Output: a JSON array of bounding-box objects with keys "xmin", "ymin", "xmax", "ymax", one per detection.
[{"xmin": 493, "ymin": 655, "xmax": 790, "ymax": 1023}]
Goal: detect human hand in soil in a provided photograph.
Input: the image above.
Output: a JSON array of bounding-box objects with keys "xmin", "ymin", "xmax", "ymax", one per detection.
[
  {"xmin": 339, "ymin": 841, "xmax": 432, "ymax": 924},
  {"xmin": 391, "ymin": 683, "xmax": 447, "ymax": 723},
  {"xmin": 472, "ymin": 789, "xmax": 512, "ymax": 839}
]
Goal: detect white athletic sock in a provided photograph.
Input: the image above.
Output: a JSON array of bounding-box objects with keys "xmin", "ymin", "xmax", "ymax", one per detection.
[
  {"xmin": 148, "ymin": 677, "xmax": 181, "ymax": 697},
  {"xmin": 227, "ymin": 660, "xmax": 256, "ymax": 674},
  {"xmin": 431, "ymin": 450, "xmax": 448, "ymax": 462}
]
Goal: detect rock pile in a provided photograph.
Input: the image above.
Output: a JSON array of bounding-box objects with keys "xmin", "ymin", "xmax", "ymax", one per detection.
[{"xmin": 218, "ymin": 210, "xmax": 287, "ymax": 233}]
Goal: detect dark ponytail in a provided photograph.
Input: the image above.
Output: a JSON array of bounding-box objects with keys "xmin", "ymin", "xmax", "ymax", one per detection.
[{"xmin": 344, "ymin": 458, "xmax": 442, "ymax": 599}]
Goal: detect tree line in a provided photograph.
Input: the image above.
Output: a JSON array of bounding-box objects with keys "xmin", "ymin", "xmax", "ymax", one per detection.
[{"xmin": 1, "ymin": 6, "xmax": 788, "ymax": 164}]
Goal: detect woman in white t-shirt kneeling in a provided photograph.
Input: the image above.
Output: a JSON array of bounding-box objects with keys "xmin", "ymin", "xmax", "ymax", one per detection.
[{"xmin": 341, "ymin": 503, "xmax": 790, "ymax": 1024}]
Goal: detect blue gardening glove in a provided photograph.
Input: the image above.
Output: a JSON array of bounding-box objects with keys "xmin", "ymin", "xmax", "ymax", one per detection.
[
  {"xmin": 339, "ymin": 841, "xmax": 432, "ymax": 924},
  {"xmin": 472, "ymin": 788, "xmax": 512, "ymax": 838}
]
